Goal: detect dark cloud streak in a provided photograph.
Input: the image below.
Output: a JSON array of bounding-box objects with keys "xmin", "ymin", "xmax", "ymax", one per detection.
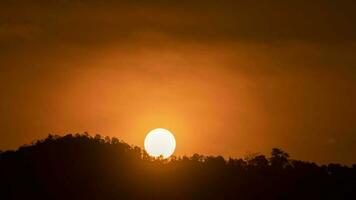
[{"xmin": 1, "ymin": 0, "xmax": 356, "ymax": 47}]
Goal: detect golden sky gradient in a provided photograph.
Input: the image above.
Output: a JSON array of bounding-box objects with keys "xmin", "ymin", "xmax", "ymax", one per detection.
[{"xmin": 0, "ymin": 1, "xmax": 355, "ymax": 164}]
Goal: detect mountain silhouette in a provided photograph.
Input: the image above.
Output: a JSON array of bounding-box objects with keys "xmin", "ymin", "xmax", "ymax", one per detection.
[{"xmin": 1, "ymin": 133, "xmax": 355, "ymax": 200}]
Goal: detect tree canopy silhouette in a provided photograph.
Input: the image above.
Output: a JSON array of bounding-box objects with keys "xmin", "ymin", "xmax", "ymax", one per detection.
[{"xmin": 1, "ymin": 133, "xmax": 355, "ymax": 200}]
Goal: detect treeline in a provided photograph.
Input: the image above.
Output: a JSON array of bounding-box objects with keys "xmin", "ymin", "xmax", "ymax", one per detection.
[{"xmin": 1, "ymin": 133, "xmax": 355, "ymax": 200}]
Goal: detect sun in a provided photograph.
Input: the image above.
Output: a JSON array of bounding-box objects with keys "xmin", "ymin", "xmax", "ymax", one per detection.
[{"xmin": 144, "ymin": 128, "xmax": 176, "ymax": 159}]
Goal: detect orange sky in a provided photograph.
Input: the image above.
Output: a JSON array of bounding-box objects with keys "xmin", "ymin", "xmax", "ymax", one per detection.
[{"xmin": 0, "ymin": 1, "xmax": 355, "ymax": 164}]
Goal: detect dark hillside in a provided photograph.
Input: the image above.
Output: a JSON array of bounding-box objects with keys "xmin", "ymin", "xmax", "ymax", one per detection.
[{"xmin": 1, "ymin": 134, "xmax": 355, "ymax": 200}]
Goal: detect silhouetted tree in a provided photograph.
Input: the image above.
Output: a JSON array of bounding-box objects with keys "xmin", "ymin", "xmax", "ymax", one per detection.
[{"xmin": 270, "ymin": 148, "xmax": 290, "ymax": 169}]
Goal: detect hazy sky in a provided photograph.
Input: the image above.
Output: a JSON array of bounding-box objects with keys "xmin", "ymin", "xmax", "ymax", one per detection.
[{"xmin": 1, "ymin": 0, "xmax": 355, "ymax": 164}]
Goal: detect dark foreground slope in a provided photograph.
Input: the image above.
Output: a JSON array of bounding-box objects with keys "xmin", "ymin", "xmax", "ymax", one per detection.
[{"xmin": 1, "ymin": 134, "xmax": 355, "ymax": 200}]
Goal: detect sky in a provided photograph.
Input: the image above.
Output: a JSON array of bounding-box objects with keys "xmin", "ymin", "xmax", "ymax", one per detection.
[{"xmin": 0, "ymin": 0, "xmax": 355, "ymax": 164}]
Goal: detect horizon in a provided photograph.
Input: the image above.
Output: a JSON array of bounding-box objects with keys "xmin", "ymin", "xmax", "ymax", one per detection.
[{"xmin": 1, "ymin": 132, "xmax": 354, "ymax": 166}]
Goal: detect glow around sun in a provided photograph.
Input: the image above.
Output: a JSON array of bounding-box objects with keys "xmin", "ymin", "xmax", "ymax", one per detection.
[{"xmin": 144, "ymin": 128, "xmax": 176, "ymax": 159}]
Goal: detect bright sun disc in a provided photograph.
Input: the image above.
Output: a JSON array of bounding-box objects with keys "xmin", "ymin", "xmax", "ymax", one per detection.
[{"xmin": 144, "ymin": 128, "xmax": 176, "ymax": 159}]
